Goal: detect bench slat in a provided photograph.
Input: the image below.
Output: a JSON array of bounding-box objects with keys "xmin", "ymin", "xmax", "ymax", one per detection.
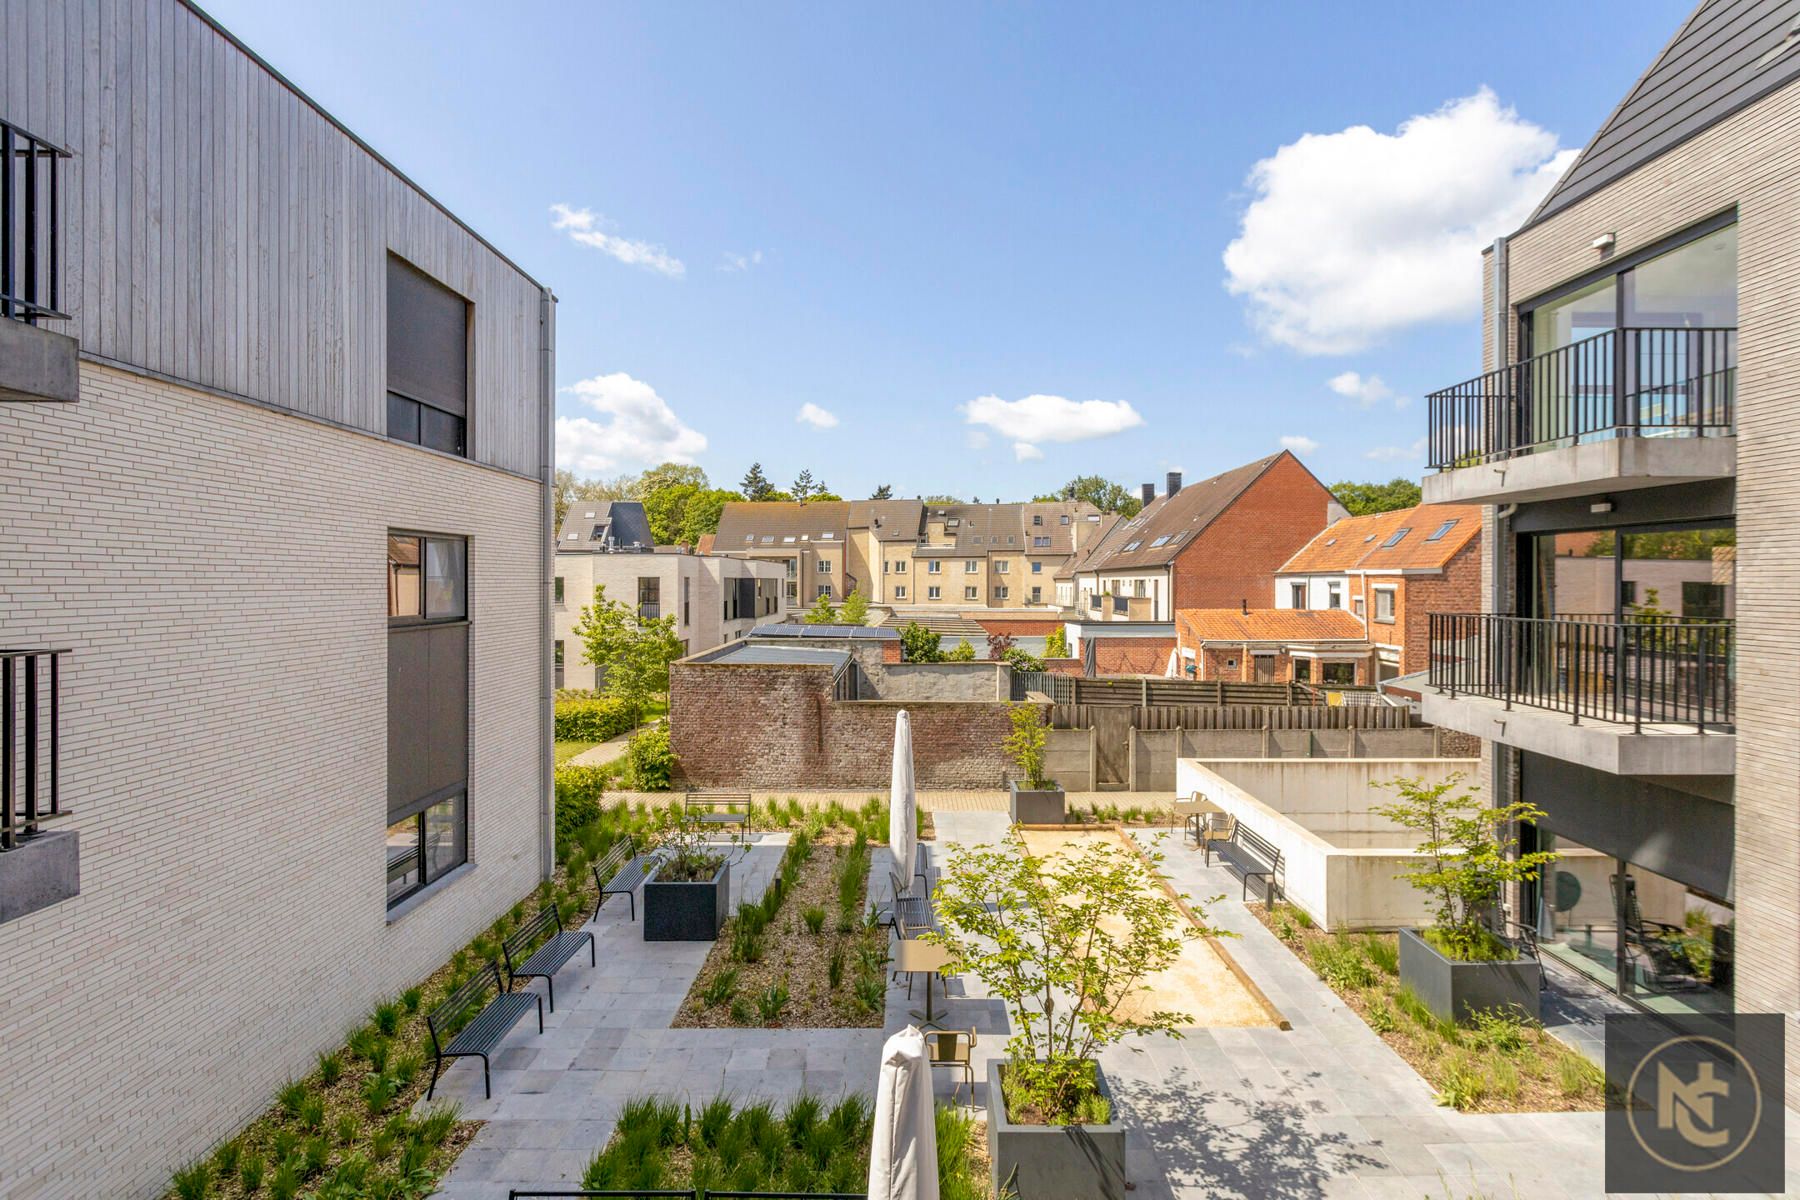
[
  {"xmin": 445, "ymin": 992, "xmax": 538, "ymax": 1056},
  {"xmin": 515, "ymin": 931, "xmax": 591, "ymax": 979}
]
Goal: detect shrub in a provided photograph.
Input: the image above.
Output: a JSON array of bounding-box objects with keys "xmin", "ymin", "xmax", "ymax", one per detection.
[
  {"xmin": 1469, "ymin": 1007, "xmax": 1529, "ymax": 1054},
  {"xmin": 1365, "ymin": 997, "xmax": 1398, "ymax": 1034},
  {"xmin": 277, "ymin": 1080, "xmax": 308, "ymax": 1120},
  {"xmin": 729, "ymin": 997, "xmax": 754, "ymax": 1024},
  {"xmin": 853, "ymin": 972, "xmax": 885, "ymax": 1013},
  {"xmin": 211, "ymin": 1141, "xmax": 240, "ymax": 1178},
  {"xmin": 237, "ymin": 1153, "xmax": 265, "ymax": 1194},
  {"xmin": 1311, "ymin": 935, "xmax": 1375, "ymax": 991},
  {"xmin": 363, "ymin": 1072, "xmax": 399, "ymax": 1116},
  {"xmin": 827, "ymin": 947, "xmax": 845, "ymax": 989},
  {"xmin": 802, "ymin": 906, "xmax": 826, "ymax": 935},
  {"xmin": 945, "ymin": 638, "xmax": 977, "ymax": 661},
  {"xmin": 899, "ymin": 622, "xmax": 943, "ymax": 663},
  {"xmin": 624, "ymin": 724, "xmax": 676, "ymax": 791},
  {"xmin": 756, "ymin": 981, "xmax": 791, "ymax": 1023},
  {"xmin": 702, "ymin": 969, "xmax": 739, "ymax": 1007},
  {"xmin": 401, "ymin": 985, "xmax": 424, "ymax": 1014},
  {"xmin": 1435, "ymin": 1054, "xmax": 1486, "ymax": 1110},
  {"xmin": 315, "ymin": 1050, "xmax": 343, "ymax": 1086},
  {"xmin": 554, "ymin": 695, "xmax": 636, "ymax": 742},
  {"xmin": 267, "ymin": 1161, "xmax": 301, "ymax": 1200},
  {"xmin": 171, "ymin": 1160, "xmax": 210, "ymax": 1200},
  {"xmin": 1002, "ymin": 646, "xmax": 1045, "ymax": 673},
  {"xmin": 296, "ymin": 1093, "xmax": 326, "ymax": 1132},
  {"xmin": 555, "ymin": 764, "xmax": 610, "ymax": 846},
  {"xmin": 373, "ymin": 999, "xmax": 403, "ymax": 1036},
  {"xmin": 1003, "ymin": 703, "xmax": 1054, "ymax": 789}
]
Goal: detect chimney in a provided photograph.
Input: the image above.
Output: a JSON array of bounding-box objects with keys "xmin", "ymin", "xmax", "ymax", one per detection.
[
  {"xmin": 1241, "ymin": 598, "xmax": 1249, "ymax": 615},
  {"xmin": 1167, "ymin": 471, "xmax": 1183, "ymax": 496},
  {"xmin": 1140, "ymin": 482, "xmax": 1155, "ymax": 508}
]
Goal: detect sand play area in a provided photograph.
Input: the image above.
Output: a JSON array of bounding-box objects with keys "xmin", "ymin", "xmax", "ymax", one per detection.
[{"xmin": 1016, "ymin": 827, "xmax": 1283, "ymax": 1029}]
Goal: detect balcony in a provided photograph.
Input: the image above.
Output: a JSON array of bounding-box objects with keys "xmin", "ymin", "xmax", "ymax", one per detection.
[
  {"xmin": 1423, "ymin": 327, "xmax": 1735, "ymax": 505},
  {"xmin": 0, "ymin": 648, "xmax": 78, "ymax": 923},
  {"xmin": 1, "ymin": 118, "xmax": 78, "ymax": 403},
  {"xmin": 1423, "ymin": 613, "xmax": 1733, "ymax": 776}
]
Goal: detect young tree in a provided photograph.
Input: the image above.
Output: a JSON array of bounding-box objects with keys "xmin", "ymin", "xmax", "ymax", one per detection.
[
  {"xmin": 1044, "ymin": 625, "xmax": 1070, "ymax": 658},
  {"xmin": 791, "ymin": 468, "xmax": 817, "ymax": 500},
  {"xmin": 1003, "ymin": 703, "xmax": 1052, "ymax": 789},
  {"xmin": 1371, "ymin": 773, "xmax": 1556, "ymax": 961},
  {"xmin": 741, "ymin": 462, "xmax": 777, "ymax": 501},
  {"xmin": 928, "ymin": 836, "xmax": 1213, "ymax": 1122},
  {"xmin": 899, "ymin": 621, "xmax": 943, "ymax": 663},
  {"xmin": 838, "ymin": 588, "xmax": 870, "ymax": 626},
  {"xmin": 946, "ymin": 638, "xmax": 977, "ymax": 661},
  {"xmin": 803, "ymin": 592, "xmax": 839, "ymax": 624},
  {"xmin": 1329, "ymin": 478, "xmax": 1422, "ymax": 516},
  {"xmin": 571, "ymin": 585, "xmax": 686, "ymax": 721},
  {"xmin": 869, "ymin": 483, "xmax": 894, "ymax": 500}
]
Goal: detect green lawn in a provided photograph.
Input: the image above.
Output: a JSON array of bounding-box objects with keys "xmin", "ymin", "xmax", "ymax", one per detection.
[{"xmin": 555, "ymin": 740, "xmax": 599, "ymax": 764}]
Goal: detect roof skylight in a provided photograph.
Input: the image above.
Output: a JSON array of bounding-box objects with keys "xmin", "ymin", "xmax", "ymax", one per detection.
[
  {"xmin": 1425, "ymin": 519, "xmax": 1459, "ymax": 542},
  {"xmin": 1381, "ymin": 527, "xmax": 1412, "ymax": 548}
]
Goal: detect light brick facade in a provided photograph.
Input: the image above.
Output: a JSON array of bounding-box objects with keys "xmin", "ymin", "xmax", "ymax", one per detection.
[{"xmin": 0, "ymin": 363, "xmax": 546, "ymax": 1196}]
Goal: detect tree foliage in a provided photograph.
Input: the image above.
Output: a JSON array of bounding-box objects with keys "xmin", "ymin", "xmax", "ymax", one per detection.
[
  {"xmin": 869, "ymin": 484, "xmax": 894, "ymax": 500},
  {"xmin": 1034, "ymin": 475, "xmax": 1143, "ymax": 518},
  {"xmin": 928, "ymin": 836, "xmax": 1214, "ymax": 1122},
  {"xmin": 838, "ymin": 588, "xmax": 869, "ymax": 626},
  {"xmin": 570, "ymin": 584, "xmax": 686, "ymax": 721},
  {"xmin": 803, "ymin": 592, "xmax": 839, "ymax": 624},
  {"xmin": 1003, "ymin": 703, "xmax": 1052, "ymax": 789},
  {"xmin": 741, "ymin": 462, "xmax": 777, "ymax": 501},
  {"xmin": 946, "ymin": 638, "xmax": 977, "ymax": 661},
  {"xmin": 1044, "ymin": 625, "xmax": 1070, "ymax": 659},
  {"xmin": 899, "ymin": 622, "xmax": 943, "ymax": 663},
  {"xmin": 1329, "ymin": 478, "xmax": 1421, "ymax": 516},
  {"xmin": 1371, "ymin": 773, "xmax": 1556, "ymax": 961}
]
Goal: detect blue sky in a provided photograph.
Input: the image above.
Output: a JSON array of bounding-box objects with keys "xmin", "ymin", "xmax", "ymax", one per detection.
[{"xmin": 207, "ymin": 0, "xmax": 1691, "ymax": 499}]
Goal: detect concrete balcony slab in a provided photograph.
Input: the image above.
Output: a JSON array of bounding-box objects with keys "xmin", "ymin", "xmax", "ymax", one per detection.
[
  {"xmin": 0, "ymin": 319, "xmax": 78, "ymax": 403},
  {"xmin": 1422, "ymin": 689, "xmax": 1733, "ymax": 776},
  {"xmin": 1422, "ymin": 435, "xmax": 1735, "ymax": 506}
]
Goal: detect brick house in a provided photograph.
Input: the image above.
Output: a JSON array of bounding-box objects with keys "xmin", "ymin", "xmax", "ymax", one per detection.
[
  {"xmin": 1274, "ymin": 503, "xmax": 1483, "ymax": 679},
  {"xmin": 1174, "ymin": 608, "xmax": 1371, "ymax": 684},
  {"xmin": 1068, "ymin": 453, "xmax": 1344, "ymax": 621}
]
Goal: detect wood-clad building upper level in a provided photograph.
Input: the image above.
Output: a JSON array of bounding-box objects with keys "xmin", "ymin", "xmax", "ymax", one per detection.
[{"xmin": 0, "ymin": 0, "xmax": 550, "ymax": 478}]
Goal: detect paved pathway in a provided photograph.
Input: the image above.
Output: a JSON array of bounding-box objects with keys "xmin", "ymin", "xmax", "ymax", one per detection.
[{"xmin": 563, "ymin": 731, "xmax": 633, "ymax": 768}]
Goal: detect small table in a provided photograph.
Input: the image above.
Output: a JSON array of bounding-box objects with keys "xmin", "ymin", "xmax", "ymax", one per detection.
[{"xmin": 895, "ymin": 938, "xmax": 952, "ymax": 1027}]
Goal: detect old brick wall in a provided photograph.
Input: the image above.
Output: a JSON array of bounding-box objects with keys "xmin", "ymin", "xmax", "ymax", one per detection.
[
  {"xmin": 671, "ymin": 661, "xmax": 1017, "ymax": 787},
  {"xmin": 1173, "ymin": 454, "xmax": 1336, "ymax": 611}
]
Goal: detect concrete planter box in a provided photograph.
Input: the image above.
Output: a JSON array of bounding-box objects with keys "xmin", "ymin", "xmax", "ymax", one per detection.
[
  {"xmin": 987, "ymin": 1060, "xmax": 1126, "ymax": 1200},
  {"xmin": 643, "ymin": 859, "xmax": 730, "ymax": 941},
  {"xmin": 1398, "ymin": 927, "xmax": 1540, "ymax": 1025},
  {"xmin": 1010, "ymin": 781, "xmax": 1066, "ymax": 825}
]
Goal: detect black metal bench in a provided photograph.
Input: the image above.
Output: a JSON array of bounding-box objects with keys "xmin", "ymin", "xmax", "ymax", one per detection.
[
  {"xmin": 686, "ymin": 790, "xmax": 751, "ymax": 829},
  {"xmin": 1207, "ymin": 823, "xmax": 1284, "ymax": 904},
  {"xmin": 884, "ymin": 868, "xmax": 932, "ymax": 933},
  {"xmin": 502, "ymin": 906, "xmax": 595, "ymax": 1012},
  {"xmin": 425, "ymin": 962, "xmax": 541, "ymax": 1100},
  {"xmin": 590, "ymin": 835, "xmax": 658, "ymax": 921}
]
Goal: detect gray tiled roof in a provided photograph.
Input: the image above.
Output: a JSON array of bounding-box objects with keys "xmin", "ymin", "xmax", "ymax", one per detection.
[{"xmin": 556, "ymin": 501, "xmax": 654, "ymax": 549}]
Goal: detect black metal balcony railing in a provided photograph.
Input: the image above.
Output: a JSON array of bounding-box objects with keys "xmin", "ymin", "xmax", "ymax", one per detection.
[
  {"xmin": 1427, "ymin": 326, "xmax": 1736, "ymax": 469},
  {"xmin": 2, "ymin": 119, "xmax": 73, "ymax": 324},
  {"xmin": 1428, "ymin": 613, "xmax": 1732, "ymax": 733},
  {"xmin": 1, "ymin": 649, "xmax": 71, "ymax": 850}
]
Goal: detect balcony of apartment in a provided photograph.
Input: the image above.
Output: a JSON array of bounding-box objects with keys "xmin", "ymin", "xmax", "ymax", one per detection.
[
  {"xmin": 1, "ymin": 118, "xmax": 78, "ymax": 403},
  {"xmin": 0, "ymin": 648, "xmax": 77, "ymax": 923},
  {"xmin": 1423, "ymin": 326, "xmax": 1736, "ymax": 506},
  {"xmin": 1423, "ymin": 612, "xmax": 1732, "ymax": 775}
]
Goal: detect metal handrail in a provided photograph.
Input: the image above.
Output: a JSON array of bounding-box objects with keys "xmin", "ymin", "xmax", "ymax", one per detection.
[
  {"xmin": 1427, "ymin": 613, "xmax": 1732, "ymax": 733},
  {"xmin": 1, "ymin": 118, "xmax": 73, "ymax": 324},
  {"xmin": 1427, "ymin": 326, "xmax": 1736, "ymax": 469},
  {"xmin": 1, "ymin": 648, "xmax": 72, "ymax": 849}
]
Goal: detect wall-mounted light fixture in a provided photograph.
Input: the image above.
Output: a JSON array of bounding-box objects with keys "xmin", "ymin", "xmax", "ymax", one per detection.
[
  {"xmin": 1591, "ymin": 232, "xmax": 1617, "ymax": 252},
  {"xmin": 1590, "ymin": 499, "xmax": 1615, "ymax": 515}
]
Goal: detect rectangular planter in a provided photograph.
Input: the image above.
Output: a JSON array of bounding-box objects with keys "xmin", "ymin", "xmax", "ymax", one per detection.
[
  {"xmin": 642, "ymin": 859, "xmax": 730, "ymax": 941},
  {"xmin": 987, "ymin": 1060, "xmax": 1126, "ymax": 1200},
  {"xmin": 1398, "ymin": 927, "xmax": 1541, "ymax": 1025},
  {"xmin": 1010, "ymin": 782, "xmax": 1066, "ymax": 825}
]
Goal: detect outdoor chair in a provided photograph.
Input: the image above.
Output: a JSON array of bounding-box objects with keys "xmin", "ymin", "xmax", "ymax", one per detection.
[
  {"xmin": 1612, "ymin": 873, "xmax": 1698, "ymax": 992},
  {"xmin": 924, "ymin": 1028, "xmax": 978, "ymax": 1097},
  {"xmin": 893, "ymin": 913, "xmax": 935, "ymax": 988},
  {"xmin": 1193, "ymin": 811, "xmax": 1236, "ymax": 855},
  {"xmin": 1173, "ymin": 793, "xmax": 1214, "ymax": 841}
]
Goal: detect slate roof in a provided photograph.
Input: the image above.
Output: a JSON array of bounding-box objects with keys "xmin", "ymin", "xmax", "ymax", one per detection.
[
  {"xmin": 1177, "ymin": 608, "xmax": 1369, "ymax": 644},
  {"xmin": 556, "ymin": 501, "xmax": 654, "ymax": 549},
  {"xmin": 1277, "ymin": 504, "xmax": 1482, "ymax": 574},
  {"xmin": 1527, "ymin": 0, "xmax": 1800, "ymax": 226},
  {"xmin": 846, "ymin": 499, "xmax": 927, "ymax": 542},
  {"xmin": 1075, "ymin": 452, "xmax": 1319, "ymax": 574}
]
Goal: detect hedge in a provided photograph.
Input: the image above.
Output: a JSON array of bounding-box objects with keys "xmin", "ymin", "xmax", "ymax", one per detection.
[
  {"xmin": 554, "ymin": 764, "xmax": 611, "ymax": 853},
  {"xmin": 554, "ymin": 695, "xmax": 636, "ymax": 742}
]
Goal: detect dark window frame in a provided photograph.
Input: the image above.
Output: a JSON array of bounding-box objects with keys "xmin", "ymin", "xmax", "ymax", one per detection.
[{"xmin": 386, "ymin": 254, "xmax": 473, "ymax": 459}]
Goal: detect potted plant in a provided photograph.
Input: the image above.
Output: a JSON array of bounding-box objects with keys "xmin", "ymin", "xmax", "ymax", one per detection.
[
  {"xmin": 642, "ymin": 806, "xmax": 736, "ymax": 941},
  {"xmin": 1373, "ymin": 773, "xmax": 1556, "ymax": 1023},
  {"xmin": 1005, "ymin": 703, "xmax": 1064, "ymax": 824},
  {"xmin": 930, "ymin": 837, "xmax": 1215, "ymax": 1200}
]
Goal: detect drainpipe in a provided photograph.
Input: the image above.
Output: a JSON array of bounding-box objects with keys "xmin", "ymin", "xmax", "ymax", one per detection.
[
  {"xmin": 1488, "ymin": 234, "xmax": 1521, "ymax": 925},
  {"xmin": 538, "ymin": 287, "xmax": 558, "ymax": 881}
]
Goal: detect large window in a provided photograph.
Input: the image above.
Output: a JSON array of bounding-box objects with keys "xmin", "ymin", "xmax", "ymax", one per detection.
[
  {"xmin": 1527, "ymin": 524, "xmax": 1736, "ymax": 622},
  {"xmin": 386, "ymin": 256, "xmax": 470, "ymax": 457},
  {"xmin": 387, "ymin": 532, "xmax": 469, "ymax": 909},
  {"xmin": 1523, "ymin": 223, "xmax": 1737, "ymax": 353}
]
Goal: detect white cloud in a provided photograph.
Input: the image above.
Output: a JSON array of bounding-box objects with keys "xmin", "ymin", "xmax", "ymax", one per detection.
[
  {"xmin": 556, "ymin": 372, "xmax": 707, "ymax": 472},
  {"xmin": 550, "ymin": 204, "xmax": 685, "ymax": 278},
  {"xmin": 1328, "ymin": 371, "xmax": 1393, "ymax": 407},
  {"xmin": 965, "ymin": 430, "xmax": 991, "ymax": 451},
  {"xmin": 1280, "ymin": 435, "xmax": 1320, "ymax": 455},
  {"xmin": 796, "ymin": 402, "xmax": 839, "ymax": 430},
  {"xmin": 720, "ymin": 250, "xmax": 764, "ymax": 272},
  {"xmin": 961, "ymin": 393, "xmax": 1144, "ymax": 460},
  {"xmin": 1364, "ymin": 438, "xmax": 1429, "ymax": 462},
  {"xmin": 1223, "ymin": 89, "xmax": 1577, "ymax": 354}
]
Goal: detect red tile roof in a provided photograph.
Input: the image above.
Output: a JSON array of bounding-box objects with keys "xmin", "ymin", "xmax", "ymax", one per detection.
[
  {"xmin": 1277, "ymin": 503, "xmax": 1481, "ymax": 573},
  {"xmin": 1177, "ymin": 608, "xmax": 1368, "ymax": 644}
]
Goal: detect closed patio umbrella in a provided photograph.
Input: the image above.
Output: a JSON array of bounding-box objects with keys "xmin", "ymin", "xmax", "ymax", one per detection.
[
  {"xmin": 868, "ymin": 1025, "xmax": 940, "ymax": 1200},
  {"xmin": 890, "ymin": 708, "xmax": 917, "ymax": 884}
]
